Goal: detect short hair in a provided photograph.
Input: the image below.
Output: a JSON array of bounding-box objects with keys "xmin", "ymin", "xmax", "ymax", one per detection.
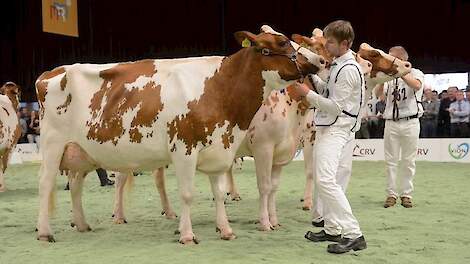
[
  {"xmin": 389, "ymin": 46, "xmax": 409, "ymax": 61},
  {"xmin": 448, "ymin": 86, "xmax": 458, "ymax": 92},
  {"xmin": 323, "ymin": 20, "xmax": 354, "ymax": 47}
]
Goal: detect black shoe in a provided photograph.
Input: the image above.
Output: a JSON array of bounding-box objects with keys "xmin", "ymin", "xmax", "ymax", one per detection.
[
  {"xmin": 312, "ymin": 220, "xmax": 324, "ymax": 227},
  {"xmin": 327, "ymin": 235, "xmax": 367, "ymax": 254},
  {"xmin": 305, "ymin": 230, "xmax": 341, "ymax": 243},
  {"xmin": 100, "ymin": 179, "xmax": 115, "ymax": 186},
  {"xmin": 64, "ymin": 183, "xmax": 70, "ymax": 191}
]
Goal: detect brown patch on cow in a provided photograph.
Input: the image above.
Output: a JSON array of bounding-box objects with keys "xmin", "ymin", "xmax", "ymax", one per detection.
[
  {"xmin": 37, "ymin": 66, "xmax": 66, "ymax": 82},
  {"xmin": 86, "ymin": 60, "xmax": 163, "ymax": 145},
  {"xmin": 282, "ymin": 108, "xmax": 286, "ymax": 117},
  {"xmin": 167, "ymin": 50, "xmax": 267, "ymax": 155},
  {"xmin": 60, "ymin": 74, "xmax": 67, "ymax": 91},
  {"xmin": 129, "ymin": 128, "xmax": 143, "ymax": 143},
  {"xmin": 221, "ymin": 127, "xmax": 235, "ymax": 149},
  {"xmin": 309, "ymin": 130, "xmax": 316, "ymax": 144},
  {"xmin": 2, "ymin": 107, "xmax": 9, "ymax": 116},
  {"xmin": 171, "ymin": 143, "xmax": 177, "ymax": 152},
  {"xmin": 0, "ymin": 120, "xmax": 4, "ymax": 140},
  {"xmin": 248, "ymin": 126, "xmax": 255, "ymax": 133},
  {"xmin": 56, "ymin": 94, "xmax": 72, "ymax": 114},
  {"xmin": 0, "ymin": 124, "xmax": 21, "ymax": 173},
  {"xmin": 358, "ymin": 49, "xmax": 398, "ymax": 78},
  {"xmin": 146, "ymin": 131, "xmax": 154, "ymax": 138}
]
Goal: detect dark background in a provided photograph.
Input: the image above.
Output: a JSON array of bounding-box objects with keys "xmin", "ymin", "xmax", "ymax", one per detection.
[{"xmin": 1, "ymin": 0, "xmax": 469, "ymax": 102}]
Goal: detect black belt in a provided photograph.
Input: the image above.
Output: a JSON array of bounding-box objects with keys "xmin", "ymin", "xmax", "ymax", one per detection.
[{"xmin": 386, "ymin": 114, "xmax": 418, "ymax": 121}]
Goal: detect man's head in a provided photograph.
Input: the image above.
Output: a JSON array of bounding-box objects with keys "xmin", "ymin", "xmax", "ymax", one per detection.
[
  {"xmin": 447, "ymin": 86, "xmax": 458, "ymax": 100},
  {"xmin": 466, "ymin": 89, "xmax": 470, "ymax": 101},
  {"xmin": 389, "ymin": 46, "xmax": 409, "ymax": 61},
  {"xmin": 432, "ymin": 90, "xmax": 438, "ymax": 100},
  {"xmin": 455, "ymin": 90, "xmax": 464, "ymax": 101},
  {"xmin": 323, "ymin": 20, "xmax": 354, "ymax": 57},
  {"xmin": 424, "ymin": 87, "xmax": 433, "ymax": 100}
]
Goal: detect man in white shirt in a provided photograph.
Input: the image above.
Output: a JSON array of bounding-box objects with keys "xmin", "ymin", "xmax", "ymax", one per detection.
[
  {"xmin": 375, "ymin": 46, "xmax": 424, "ymax": 209},
  {"xmin": 449, "ymin": 90, "xmax": 470, "ymax": 137},
  {"xmin": 290, "ymin": 20, "xmax": 366, "ymax": 254}
]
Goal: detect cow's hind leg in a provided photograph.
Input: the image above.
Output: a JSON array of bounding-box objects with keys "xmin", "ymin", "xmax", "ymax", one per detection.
[
  {"xmin": 0, "ymin": 169, "xmax": 5, "ymax": 192},
  {"xmin": 209, "ymin": 173, "xmax": 236, "ymax": 240},
  {"xmin": 70, "ymin": 171, "xmax": 92, "ymax": 232},
  {"xmin": 174, "ymin": 157, "xmax": 198, "ymax": 244},
  {"xmin": 112, "ymin": 172, "xmax": 130, "ymax": 224},
  {"xmin": 226, "ymin": 166, "xmax": 241, "ymax": 201},
  {"xmin": 154, "ymin": 168, "xmax": 177, "ymax": 219},
  {"xmin": 37, "ymin": 142, "xmax": 64, "ymax": 242}
]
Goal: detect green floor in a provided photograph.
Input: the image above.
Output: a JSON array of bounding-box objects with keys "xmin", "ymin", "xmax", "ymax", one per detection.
[{"xmin": 1, "ymin": 161, "xmax": 469, "ymax": 264}]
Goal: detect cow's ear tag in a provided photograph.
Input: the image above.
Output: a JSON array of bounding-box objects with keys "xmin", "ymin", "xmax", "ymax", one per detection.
[{"xmin": 242, "ymin": 38, "xmax": 252, "ymax": 48}]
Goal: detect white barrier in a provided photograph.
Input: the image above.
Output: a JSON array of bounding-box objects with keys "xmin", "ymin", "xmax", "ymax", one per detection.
[
  {"xmin": 9, "ymin": 139, "xmax": 470, "ymax": 165},
  {"xmin": 294, "ymin": 138, "xmax": 470, "ymax": 163},
  {"xmin": 9, "ymin": 143, "xmax": 42, "ymax": 164}
]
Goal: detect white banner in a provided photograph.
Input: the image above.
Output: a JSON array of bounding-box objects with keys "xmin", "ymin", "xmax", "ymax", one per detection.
[{"xmin": 294, "ymin": 138, "xmax": 470, "ymax": 163}]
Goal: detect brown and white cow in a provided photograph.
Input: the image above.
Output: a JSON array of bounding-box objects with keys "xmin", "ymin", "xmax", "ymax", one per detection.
[
  {"xmin": 35, "ymin": 26, "xmax": 326, "ymax": 243},
  {"xmin": 119, "ymin": 29, "xmax": 413, "ymax": 231},
  {"xmin": 0, "ymin": 82, "xmax": 22, "ymax": 192}
]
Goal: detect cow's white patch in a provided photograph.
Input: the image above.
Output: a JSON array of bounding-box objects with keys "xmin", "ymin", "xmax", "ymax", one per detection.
[{"xmin": 261, "ymin": 70, "xmax": 295, "ymax": 99}]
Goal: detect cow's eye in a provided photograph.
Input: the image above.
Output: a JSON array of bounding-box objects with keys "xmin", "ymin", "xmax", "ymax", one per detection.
[{"xmin": 279, "ymin": 41, "xmax": 289, "ymax": 47}]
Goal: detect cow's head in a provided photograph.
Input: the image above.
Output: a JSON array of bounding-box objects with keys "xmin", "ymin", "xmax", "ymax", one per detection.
[
  {"xmin": 358, "ymin": 43, "xmax": 411, "ymax": 86},
  {"xmin": 291, "ymin": 28, "xmax": 333, "ymax": 81},
  {"xmin": 0, "ymin": 81, "xmax": 21, "ymax": 109},
  {"xmin": 234, "ymin": 25, "xmax": 326, "ymax": 94}
]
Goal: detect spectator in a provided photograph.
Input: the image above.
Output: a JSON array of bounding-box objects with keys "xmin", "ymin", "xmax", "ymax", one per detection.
[
  {"xmin": 27, "ymin": 110, "xmax": 40, "ymax": 148},
  {"xmin": 438, "ymin": 86, "xmax": 458, "ymax": 137},
  {"xmin": 448, "ymin": 90, "xmax": 470, "ymax": 137},
  {"xmin": 375, "ymin": 94, "xmax": 386, "ymax": 138},
  {"xmin": 420, "ymin": 88, "xmax": 439, "ymax": 137},
  {"xmin": 18, "ymin": 107, "xmax": 30, "ymax": 143},
  {"xmin": 64, "ymin": 168, "xmax": 115, "ymax": 190}
]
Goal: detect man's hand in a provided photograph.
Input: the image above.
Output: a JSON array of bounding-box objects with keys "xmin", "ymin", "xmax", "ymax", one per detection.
[{"xmin": 289, "ymin": 82, "xmax": 311, "ymax": 101}]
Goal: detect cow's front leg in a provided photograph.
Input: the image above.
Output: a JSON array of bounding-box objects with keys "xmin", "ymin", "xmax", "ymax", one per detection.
[
  {"xmin": 70, "ymin": 172, "xmax": 92, "ymax": 232},
  {"xmin": 268, "ymin": 165, "xmax": 282, "ymax": 228},
  {"xmin": 302, "ymin": 142, "xmax": 315, "ymax": 210},
  {"xmin": 209, "ymin": 174, "xmax": 236, "ymax": 240},
  {"xmin": 174, "ymin": 157, "xmax": 198, "ymax": 244},
  {"xmin": 254, "ymin": 145, "xmax": 274, "ymax": 231}
]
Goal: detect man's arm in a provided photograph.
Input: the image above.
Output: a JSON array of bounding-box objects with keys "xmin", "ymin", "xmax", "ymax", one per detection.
[
  {"xmin": 308, "ymin": 74, "xmax": 327, "ymax": 95},
  {"xmin": 402, "ymin": 69, "xmax": 424, "ymax": 91}
]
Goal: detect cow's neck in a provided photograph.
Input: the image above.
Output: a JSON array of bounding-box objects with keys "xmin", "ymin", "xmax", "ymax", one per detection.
[
  {"xmin": 204, "ymin": 48, "xmax": 272, "ymax": 131},
  {"xmin": 6, "ymin": 93, "xmax": 19, "ymax": 110}
]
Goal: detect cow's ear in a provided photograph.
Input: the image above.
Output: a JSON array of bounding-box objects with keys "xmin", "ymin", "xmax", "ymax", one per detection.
[
  {"xmin": 312, "ymin": 28, "xmax": 323, "ymax": 38},
  {"xmin": 291, "ymin": 34, "xmax": 314, "ymax": 48},
  {"xmin": 0, "ymin": 85, "xmax": 5, "ymax": 95},
  {"xmin": 234, "ymin": 31, "xmax": 257, "ymax": 48}
]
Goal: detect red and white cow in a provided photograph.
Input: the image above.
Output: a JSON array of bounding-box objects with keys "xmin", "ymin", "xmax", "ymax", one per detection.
[
  {"xmin": 120, "ymin": 28, "xmax": 412, "ymax": 231},
  {"xmin": 0, "ymin": 82, "xmax": 22, "ymax": 192},
  {"xmin": 35, "ymin": 26, "xmax": 326, "ymax": 243}
]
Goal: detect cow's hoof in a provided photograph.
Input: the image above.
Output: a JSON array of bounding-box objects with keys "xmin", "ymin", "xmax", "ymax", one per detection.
[
  {"xmin": 179, "ymin": 236, "xmax": 199, "ymax": 245},
  {"xmin": 37, "ymin": 235, "xmax": 56, "ymax": 243},
  {"xmin": 161, "ymin": 210, "xmax": 177, "ymax": 220},
  {"xmin": 70, "ymin": 222, "xmax": 75, "ymax": 228},
  {"xmin": 300, "ymin": 198, "xmax": 305, "ymax": 202},
  {"xmin": 77, "ymin": 225, "xmax": 92, "ymax": 232},
  {"xmin": 302, "ymin": 205, "xmax": 312, "ymax": 211},
  {"xmin": 257, "ymin": 224, "xmax": 274, "ymax": 232},
  {"xmin": 220, "ymin": 232, "xmax": 237, "ymax": 240},
  {"xmin": 174, "ymin": 230, "xmax": 180, "ymax": 235},
  {"xmin": 113, "ymin": 218, "xmax": 128, "ymax": 224},
  {"xmin": 231, "ymin": 195, "xmax": 242, "ymax": 201},
  {"xmin": 0, "ymin": 187, "xmax": 6, "ymax": 193}
]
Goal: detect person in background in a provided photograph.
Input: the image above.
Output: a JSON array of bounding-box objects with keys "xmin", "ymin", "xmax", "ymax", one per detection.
[
  {"xmin": 420, "ymin": 87, "xmax": 439, "ymax": 138},
  {"xmin": 448, "ymin": 90, "xmax": 470, "ymax": 138},
  {"xmin": 27, "ymin": 110, "xmax": 40, "ymax": 148},
  {"xmin": 64, "ymin": 169, "xmax": 115, "ymax": 190},
  {"xmin": 438, "ymin": 86, "xmax": 458, "ymax": 137}
]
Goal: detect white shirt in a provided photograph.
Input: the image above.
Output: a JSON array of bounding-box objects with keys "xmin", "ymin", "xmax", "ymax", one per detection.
[
  {"xmin": 305, "ymin": 50, "xmax": 365, "ymax": 132},
  {"xmin": 383, "ymin": 68, "xmax": 424, "ymax": 120},
  {"xmin": 366, "ymin": 97, "xmax": 378, "ymax": 120}
]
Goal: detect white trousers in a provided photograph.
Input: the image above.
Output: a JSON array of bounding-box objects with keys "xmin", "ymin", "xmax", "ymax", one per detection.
[
  {"xmin": 310, "ymin": 126, "xmax": 361, "ymax": 239},
  {"xmin": 384, "ymin": 118, "xmax": 420, "ymax": 198}
]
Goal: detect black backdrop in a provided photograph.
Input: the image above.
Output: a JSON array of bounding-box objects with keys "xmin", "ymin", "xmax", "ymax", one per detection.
[{"xmin": 1, "ymin": 0, "xmax": 469, "ymax": 102}]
